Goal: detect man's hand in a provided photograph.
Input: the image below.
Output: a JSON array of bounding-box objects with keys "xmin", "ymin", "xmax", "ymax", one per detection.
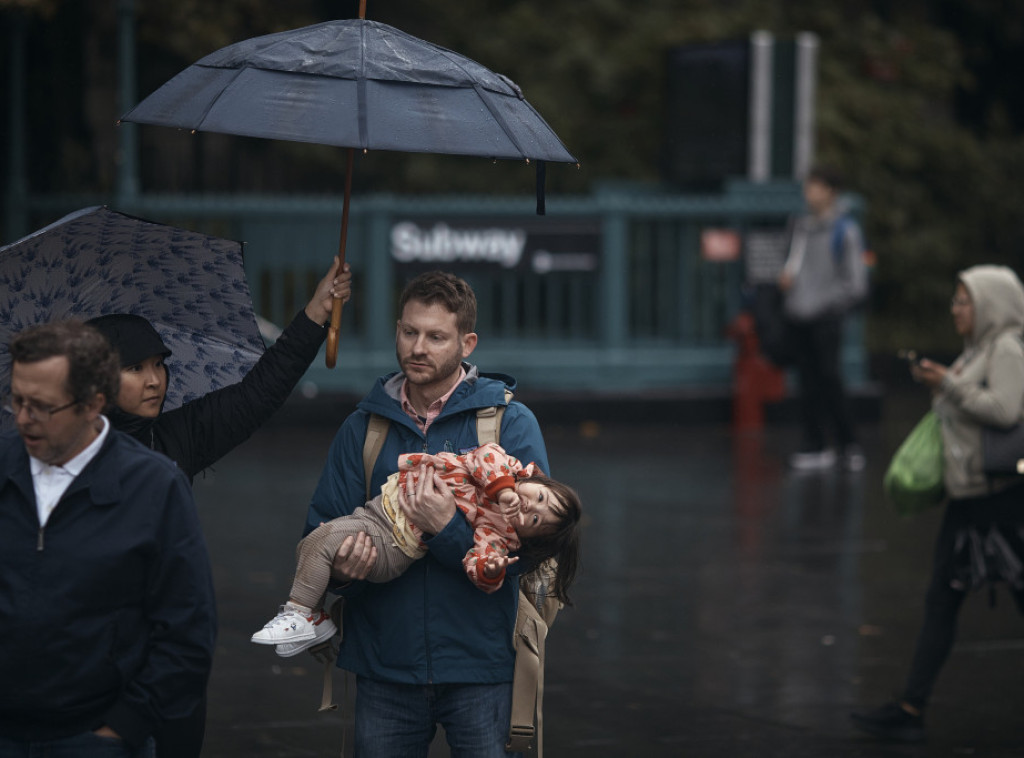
[
  {"xmin": 93, "ymin": 726, "xmax": 121, "ymax": 739},
  {"xmin": 483, "ymin": 553, "xmax": 518, "ymax": 579},
  {"xmin": 305, "ymin": 256, "xmax": 353, "ymax": 326},
  {"xmin": 497, "ymin": 488, "xmax": 520, "ymax": 518},
  {"xmin": 331, "ymin": 532, "xmax": 378, "ymax": 583},
  {"xmin": 398, "ymin": 464, "xmax": 456, "ymax": 535}
]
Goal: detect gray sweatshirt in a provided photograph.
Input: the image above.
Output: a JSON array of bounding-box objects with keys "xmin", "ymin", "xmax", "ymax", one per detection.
[
  {"xmin": 782, "ymin": 206, "xmax": 868, "ymax": 321},
  {"xmin": 934, "ymin": 265, "xmax": 1024, "ymax": 498}
]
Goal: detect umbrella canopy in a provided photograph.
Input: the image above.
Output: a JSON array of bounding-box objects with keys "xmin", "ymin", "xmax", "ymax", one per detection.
[
  {"xmin": 120, "ymin": 18, "xmax": 577, "ymax": 164},
  {"xmin": 119, "ymin": 14, "xmax": 577, "ymax": 369},
  {"xmin": 0, "ymin": 207, "xmax": 266, "ymax": 424}
]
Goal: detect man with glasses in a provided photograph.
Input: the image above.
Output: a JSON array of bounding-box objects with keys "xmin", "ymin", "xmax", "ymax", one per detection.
[{"xmin": 0, "ymin": 321, "xmax": 216, "ymax": 758}]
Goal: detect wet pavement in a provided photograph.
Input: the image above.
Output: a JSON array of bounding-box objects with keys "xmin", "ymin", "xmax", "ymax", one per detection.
[{"xmin": 192, "ymin": 390, "xmax": 1024, "ymax": 757}]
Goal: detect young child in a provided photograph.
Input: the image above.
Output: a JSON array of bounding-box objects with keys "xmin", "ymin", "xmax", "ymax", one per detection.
[{"xmin": 252, "ymin": 442, "xmax": 581, "ymax": 656}]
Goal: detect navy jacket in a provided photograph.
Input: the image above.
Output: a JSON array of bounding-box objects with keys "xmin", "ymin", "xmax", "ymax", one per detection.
[
  {"xmin": 306, "ymin": 365, "xmax": 548, "ymax": 684},
  {"xmin": 0, "ymin": 426, "xmax": 217, "ymax": 748}
]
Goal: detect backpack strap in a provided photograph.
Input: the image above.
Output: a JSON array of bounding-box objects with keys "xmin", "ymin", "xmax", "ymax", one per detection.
[
  {"xmin": 508, "ymin": 558, "xmax": 561, "ymax": 756},
  {"xmin": 363, "ymin": 413, "xmax": 390, "ymax": 501},
  {"xmin": 476, "ymin": 387, "xmax": 513, "ymax": 446},
  {"xmin": 506, "ymin": 591, "xmax": 548, "ymax": 754},
  {"xmin": 830, "ymin": 214, "xmax": 851, "ymax": 266}
]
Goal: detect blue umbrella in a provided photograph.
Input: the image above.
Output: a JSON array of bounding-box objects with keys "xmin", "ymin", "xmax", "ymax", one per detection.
[
  {"xmin": 119, "ymin": 6, "xmax": 577, "ymax": 368},
  {"xmin": 119, "ymin": 18, "xmax": 577, "ymax": 164},
  {"xmin": 0, "ymin": 206, "xmax": 266, "ymax": 427}
]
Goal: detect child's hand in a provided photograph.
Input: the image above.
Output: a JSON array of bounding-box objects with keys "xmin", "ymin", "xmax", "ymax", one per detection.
[
  {"xmin": 498, "ymin": 488, "xmax": 521, "ymax": 518},
  {"xmin": 483, "ymin": 554, "xmax": 519, "ymax": 579}
]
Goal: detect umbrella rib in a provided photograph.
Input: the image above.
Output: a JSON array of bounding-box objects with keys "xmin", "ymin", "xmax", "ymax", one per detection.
[
  {"xmin": 190, "ymin": 64, "xmax": 250, "ymax": 132},
  {"xmin": 430, "ymin": 46, "xmax": 531, "ymax": 160},
  {"xmin": 357, "ymin": 22, "xmax": 368, "ymax": 147},
  {"xmin": 470, "ymin": 83, "xmax": 528, "ymax": 160}
]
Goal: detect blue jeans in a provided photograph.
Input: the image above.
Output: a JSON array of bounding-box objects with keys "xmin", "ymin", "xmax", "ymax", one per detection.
[
  {"xmin": 0, "ymin": 733, "xmax": 155, "ymax": 758},
  {"xmin": 354, "ymin": 677, "xmax": 522, "ymax": 758}
]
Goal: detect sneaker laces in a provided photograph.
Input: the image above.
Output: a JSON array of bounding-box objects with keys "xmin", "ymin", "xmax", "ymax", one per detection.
[{"xmin": 262, "ymin": 606, "xmax": 309, "ymax": 630}]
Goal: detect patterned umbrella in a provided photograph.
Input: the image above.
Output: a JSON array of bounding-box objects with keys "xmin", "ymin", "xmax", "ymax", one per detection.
[{"xmin": 0, "ymin": 206, "xmax": 265, "ymax": 427}]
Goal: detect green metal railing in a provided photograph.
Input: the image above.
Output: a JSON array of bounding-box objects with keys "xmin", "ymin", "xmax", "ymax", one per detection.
[{"xmin": 9, "ymin": 182, "xmax": 868, "ymax": 396}]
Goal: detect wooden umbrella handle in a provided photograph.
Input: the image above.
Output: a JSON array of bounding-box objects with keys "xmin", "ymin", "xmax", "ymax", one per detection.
[
  {"xmin": 327, "ymin": 0, "xmax": 364, "ymax": 368},
  {"xmin": 326, "ymin": 147, "xmax": 355, "ymax": 369},
  {"xmin": 325, "ymin": 300, "xmax": 342, "ymax": 368}
]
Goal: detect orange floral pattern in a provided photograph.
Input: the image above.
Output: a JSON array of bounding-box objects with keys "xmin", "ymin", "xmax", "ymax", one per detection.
[{"xmin": 396, "ymin": 443, "xmax": 540, "ymax": 592}]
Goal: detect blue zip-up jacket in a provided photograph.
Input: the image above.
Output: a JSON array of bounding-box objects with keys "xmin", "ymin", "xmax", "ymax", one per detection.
[
  {"xmin": 0, "ymin": 427, "xmax": 217, "ymax": 748},
  {"xmin": 306, "ymin": 364, "xmax": 548, "ymax": 684}
]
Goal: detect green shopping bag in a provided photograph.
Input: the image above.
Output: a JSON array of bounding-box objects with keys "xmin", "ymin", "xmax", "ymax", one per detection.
[{"xmin": 883, "ymin": 411, "xmax": 946, "ymax": 516}]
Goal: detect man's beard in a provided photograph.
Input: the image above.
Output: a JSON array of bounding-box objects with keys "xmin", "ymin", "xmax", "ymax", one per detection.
[{"xmin": 398, "ymin": 350, "xmax": 464, "ymax": 387}]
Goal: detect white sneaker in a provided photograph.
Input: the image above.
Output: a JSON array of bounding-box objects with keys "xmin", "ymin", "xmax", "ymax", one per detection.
[
  {"xmin": 788, "ymin": 448, "xmax": 837, "ymax": 471},
  {"xmin": 251, "ymin": 606, "xmax": 336, "ymax": 652},
  {"xmin": 843, "ymin": 444, "xmax": 867, "ymax": 472},
  {"xmin": 275, "ymin": 610, "xmax": 338, "ymax": 658}
]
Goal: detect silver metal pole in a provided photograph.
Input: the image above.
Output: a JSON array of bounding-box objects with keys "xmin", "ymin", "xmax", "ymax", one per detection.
[
  {"xmin": 793, "ymin": 31, "xmax": 819, "ymax": 180},
  {"xmin": 116, "ymin": 0, "xmax": 140, "ymax": 204},
  {"xmin": 747, "ymin": 30, "xmax": 774, "ymax": 183},
  {"xmin": 4, "ymin": 13, "xmax": 28, "ymax": 242}
]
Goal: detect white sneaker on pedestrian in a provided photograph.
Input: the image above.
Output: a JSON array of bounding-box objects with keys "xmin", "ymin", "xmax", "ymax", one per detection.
[
  {"xmin": 843, "ymin": 444, "xmax": 867, "ymax": 472},
  {"xmin": 251, "ymin": 606, "xmax": 336, "ymax": 654},
  {"xmin": 788, "ymin": 448, "xmax": 837, "ymax": 471}
]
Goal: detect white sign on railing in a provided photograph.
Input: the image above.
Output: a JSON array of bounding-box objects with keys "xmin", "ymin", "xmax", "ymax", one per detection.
[{"xmin": 390, "ymin": 218, "xmax": 601, "ymax": 275}]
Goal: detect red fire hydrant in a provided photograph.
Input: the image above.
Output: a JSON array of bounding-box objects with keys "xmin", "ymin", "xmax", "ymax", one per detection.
[{"xmin": 725, "ymin": 311, "xmax": 786, "ymax": 431}]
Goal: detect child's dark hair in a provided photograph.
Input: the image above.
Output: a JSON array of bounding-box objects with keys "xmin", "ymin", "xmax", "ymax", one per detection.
[{"xmin": 516, "ymin": 474, "xmax": 582, "ymax": 606}]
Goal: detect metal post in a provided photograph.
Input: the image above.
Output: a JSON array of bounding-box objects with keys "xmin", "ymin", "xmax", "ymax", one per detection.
[
  {"xmin": 366, "ymin": 196, "xmax": 395, "ymax": 353},
  {"xmin": 600, "ymin": 202, "xmax": 629, "ymax": 351},
  {"xmin": 747, "ymin": 30, "xmax": 773, "ymax": 183},
  {"xmin": 793, "ymin": 32, "xmax": 819, "ymax": 180},
  {"xmin": 4, "ymin": 12, "xmax": 28, "ymax": 242},
  {"xmin": 116, "ymin": 0, "xmax": 140, "ymax": 205}
]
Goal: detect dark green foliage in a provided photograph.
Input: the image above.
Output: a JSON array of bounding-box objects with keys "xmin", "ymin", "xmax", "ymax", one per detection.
[{"xmin": 3, "ymin": 0, "xmax": 1023, "ymax": 353}]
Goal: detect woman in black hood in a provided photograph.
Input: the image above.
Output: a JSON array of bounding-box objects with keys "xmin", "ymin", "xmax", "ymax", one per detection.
[
  {"xmin": 89, "ymin": 257, "xmax": 350, "ymax": 484},
  {"xmin": 86, "ymin": 257, "xmax": 350, "ymax": 758}
]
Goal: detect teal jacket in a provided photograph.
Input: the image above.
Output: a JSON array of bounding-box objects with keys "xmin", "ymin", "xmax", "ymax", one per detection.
[{"xmin": 306, "ymin": 364, "xmax": 548, "ymax": 684}]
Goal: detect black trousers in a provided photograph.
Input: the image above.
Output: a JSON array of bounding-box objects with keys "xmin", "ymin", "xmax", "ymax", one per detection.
[
  {"xmin": 789, "ymin": 315, "xmax": 856, "ymax": 451},
  {"xmin": 155, "ymin": 696, "xmax": 206, "ymax": 758},
  {"xmin": 902, "ymin": 485, "xmax": 1024, "ymax": 709}
]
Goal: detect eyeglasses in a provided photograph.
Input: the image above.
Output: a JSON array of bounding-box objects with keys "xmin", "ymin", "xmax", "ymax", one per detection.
[
  {"xmin": 950, "ymin": 296, "xmax": 972, "ymax": 309},
  {"xmin": 4, "ymin": 396, "xmax": 79, "ymax": 422}
]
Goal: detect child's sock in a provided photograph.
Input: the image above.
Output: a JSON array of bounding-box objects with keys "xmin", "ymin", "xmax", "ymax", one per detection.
[{"xmin": 284, "ymin": 600, "xmax": 313, "ymax": 615}]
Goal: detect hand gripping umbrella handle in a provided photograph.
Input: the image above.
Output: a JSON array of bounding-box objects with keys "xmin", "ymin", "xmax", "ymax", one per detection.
[
  {"xmin": 326, "ymin": 300, "xmax": 342, "ymax": 369},
  {"xmin": 325, "ymin": 147, "xmax": 355, "ymax": 369}
]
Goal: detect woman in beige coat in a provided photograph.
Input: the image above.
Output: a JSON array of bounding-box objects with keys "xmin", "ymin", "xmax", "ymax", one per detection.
[{"xmin": 852, "ymin": 264, "xmax": 1024, "ymax": 742}]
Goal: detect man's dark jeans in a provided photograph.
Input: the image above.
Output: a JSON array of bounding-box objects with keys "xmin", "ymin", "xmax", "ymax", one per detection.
[
  {"xmin": 789, "ymin": 315, "xmax": 856, "ymax": 451},
  {"xmin": 354, "ymin": 677, "xmax": 522, "ymax": 758}
]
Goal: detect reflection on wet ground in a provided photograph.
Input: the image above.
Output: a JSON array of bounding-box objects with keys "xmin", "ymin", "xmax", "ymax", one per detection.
[{"xmin": 194, "ymin": 394, "xmax": 1024, "ymax": 757}]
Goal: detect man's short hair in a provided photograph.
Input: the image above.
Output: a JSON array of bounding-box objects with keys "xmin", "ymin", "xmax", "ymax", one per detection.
[
  {"xmin": 9, "ymin": 321, "xmax": 120, "ymax": 409},
  {"xmin": 398, "ymin": 271, "xmax": 478, "ymax": 335},
  {"xmin": 806, "ymin": 164, "xmax": 845, "ymax": 191}
]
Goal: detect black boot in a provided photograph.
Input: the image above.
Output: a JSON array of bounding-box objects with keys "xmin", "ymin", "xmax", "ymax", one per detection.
[{"xmin": 850, "ymin": 701, "xmax": 925, "ymax": 743}]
